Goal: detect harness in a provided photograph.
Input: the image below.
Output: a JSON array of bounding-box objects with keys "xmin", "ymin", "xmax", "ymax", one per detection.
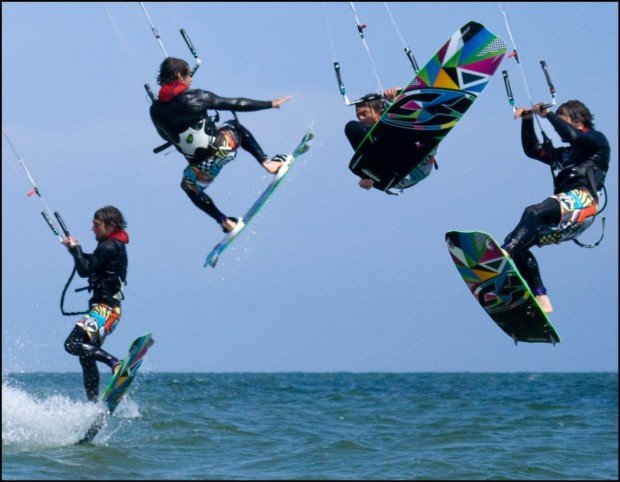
[
  {"xmin": 545, "ymin": 138, "xmax": 607, "ymax": 249},
  {"xmin": 572, "ymin": 183, "xmax": 607, "ymax": 248},
  {"xmin": 166, "ymin": 112, "xmax": 242, "ymax": 171},
  {"xmin": 174, "ymin": 118, "xmax": 217, "ymax": 159},
  {"xmin": 153, "ymin": 110, "xmax": 221, "ymax": 156}
]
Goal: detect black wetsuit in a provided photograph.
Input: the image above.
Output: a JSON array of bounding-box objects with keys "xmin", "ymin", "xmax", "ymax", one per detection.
[
  {"xmin": 345, "ymin": 120, "xmax": 370, "ymax": 151},
  {"xmin": 503, "ymin": 113, "xmax": 610, "ymax": 295},
  {"xmin": 64, "ymin": 235, "xmax": 128, "ymax": 401},
  {"xmin": 150, "ymin": 88, "xmax": 274, "ymax": 224}
]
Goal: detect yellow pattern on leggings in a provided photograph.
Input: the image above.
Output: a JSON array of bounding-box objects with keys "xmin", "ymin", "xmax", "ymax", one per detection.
[
  {"xmin": 77, "ymin": 303, "xmax": 122, "ymax": 342},
  {"xmin": 538, "ymin": 189, "xmax": 598, "ymax": 246}
]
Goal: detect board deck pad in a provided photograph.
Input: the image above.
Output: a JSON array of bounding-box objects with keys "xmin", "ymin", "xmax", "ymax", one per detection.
[
  {"xmin": 445, "ymin": 231, "xmax": 560, "ymax": 345},
  {"xmin": 349, "ymin": 21, "xmax": 506, "ymax": 192},
  {"xmin": 205, "ymin": 127, "xmax": 314, "ymax": 268},
  {"xmin": 78, "ymin": 333, "xmax": 154, "ymax": 444}
]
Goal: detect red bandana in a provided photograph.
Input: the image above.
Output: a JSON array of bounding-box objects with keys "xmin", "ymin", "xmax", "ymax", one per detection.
[
  {"xmin": 108, "ymin": 229, "xmax": 129, "ymax": 244},
  {"xmin": 158, "ymin": 81, "xmax": 189, "ymax": 102}
]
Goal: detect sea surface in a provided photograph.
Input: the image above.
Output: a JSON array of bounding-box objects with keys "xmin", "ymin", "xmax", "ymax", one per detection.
[{"xmin": 2, "ymin": 372, "xmax": 617, "ymax": 480}]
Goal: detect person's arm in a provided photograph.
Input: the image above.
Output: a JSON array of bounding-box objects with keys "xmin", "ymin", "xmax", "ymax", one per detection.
[
  {"xmin": 515, "ymin": 106, "xmax": 553, "ymax": 165},
  {"xmin": 198, "ymin": 91, "xmax": 291, "ymax": 112},
  {"xmin": 545, "ymin": 112, "xmax": 601, "ymax": 150},
  {"xmin": 65, "ymin": 240, "xmax": 116, "ymax": 278},
  {"xmin": 149, "ymin": 105, "xmax": 177, "ymax": 143}
]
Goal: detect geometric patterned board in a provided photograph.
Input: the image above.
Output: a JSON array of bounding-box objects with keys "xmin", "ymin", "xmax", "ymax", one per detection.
[
  {"xmin": 78, "ymin": 333, "xmax": 155, "ymax": 444},
  {"xmin": 205, "ymin": 127, "xmax": 314, "ymax": 268},
  {"xmin": 102, "ymin": 333, "xmax": 154, "ymax": 413},
  {"xmin": 445, "ymin": 231, "xmax": 560, "ymax": 345},
  {"xmin": 350, "ymin": 22, "xmax": 507, "ymax": 192}
]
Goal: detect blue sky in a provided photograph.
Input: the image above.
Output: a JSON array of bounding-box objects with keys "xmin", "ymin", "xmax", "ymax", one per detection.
[{"xmin": 2, "ymin": 2, "xmax": 618, "ymax": 373}]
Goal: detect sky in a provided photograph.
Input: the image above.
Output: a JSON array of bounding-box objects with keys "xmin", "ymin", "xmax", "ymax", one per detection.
[{"xmin": 2, "ymin": 2, "xmax": 618, "ymax": 373}]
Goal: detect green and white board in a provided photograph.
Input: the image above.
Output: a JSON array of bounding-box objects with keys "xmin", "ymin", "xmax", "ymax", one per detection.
[
  {"xmin": 445, "ymin": 231, "xmax": 560, "ymax": 345},
  {"xmin": 78, "ymin": 333, "xmax": 155, "ymax": 444},
  {"xmin": 205, "ymin": 127, "xmax": 314, "ymax": 268}
]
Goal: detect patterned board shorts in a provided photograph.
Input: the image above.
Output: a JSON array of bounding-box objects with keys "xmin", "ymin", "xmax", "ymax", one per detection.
[
  {"xmin": 77, "ymin": 304, "xmax": 121, "ymax": 342},
  {"xmin": 537, "ymin": 188, "xmax": 598, "ymax": 246},
  {"xmin": 182, "ymin": 129, "xmax": 238, "ymax": 193}
]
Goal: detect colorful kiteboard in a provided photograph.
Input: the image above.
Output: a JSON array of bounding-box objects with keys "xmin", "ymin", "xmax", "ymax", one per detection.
[
  {"xmin": 445, "ymin": 231, "xmax": 560, "ymax": 345},
  {"xmin": 205, "ymin": 127, "xmax": 314, "ymax": 268},
  {"xmin": 350, "ymin": 21, "xmax": 507, "ymax": 193},
  {"xmin": 78, "ymin": 333, "xmax": 155, "ymax": 444}
]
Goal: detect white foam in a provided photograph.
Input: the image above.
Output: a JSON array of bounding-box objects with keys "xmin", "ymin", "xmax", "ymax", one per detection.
[{"xmin": 2, "ymin": 382, "xmax": 105, "ymax": 449}]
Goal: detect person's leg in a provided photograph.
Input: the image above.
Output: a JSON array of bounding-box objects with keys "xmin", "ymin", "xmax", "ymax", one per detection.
[
  {"xmin": 65, "ymin": 324, "xmax": 117, "ymax": 401},
  {"xmin": 502, "ymin": 197, "xmax": 560, "ymax": 314},
  {"xmin": 223, "ymin": 120, "xmax": 289, "ymax": 174},
  {"xmin": 65, "ymin": 325, "xmax": 118, "ymax": 365},
  {"xmin": 503, "ymin": 197, "xmax": 561, "ymax": 256},
  {"xmin": 345, "ymin": 121, "xmax": 368, "ymax": 150},
  {"xmin": 511, "ymin": 249, "xmax": 553, "ymax": 313},
  {"xmin": 180, "ymin": 170, "xmax": 228, "ymax": 225},
  {"xmin": 79, "ymin": 355, "xmax": 100, "ymax": 402},
  {"xmin": 224, "ymin": 120, "xmax": 268, "ymax": 164}
]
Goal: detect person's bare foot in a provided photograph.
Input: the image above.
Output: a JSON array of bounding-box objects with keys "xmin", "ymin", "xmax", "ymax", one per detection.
[
  {"xmin": 221, "ymin": 218, "xmax": 237, "ymax": 233},
  {"xmin": 263, "ymin": 154, "xmax": 289, "ymax": 174},
  {"xmin": 536, "ymin": 294, "xmax": 553, "ymax": 314}
]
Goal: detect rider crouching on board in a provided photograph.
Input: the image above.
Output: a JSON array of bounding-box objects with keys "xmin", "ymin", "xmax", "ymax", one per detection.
[{"xmin": 344, "ymin": 88, "xmax": 437, "ymax": 191}]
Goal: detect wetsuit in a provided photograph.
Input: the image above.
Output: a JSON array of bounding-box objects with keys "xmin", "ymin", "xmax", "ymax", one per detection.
[
  {"xmin": 503, "ymin": 113, "xmax": 610, "ymax": 295},
  {"xmin": 149, "ymin": 82, "xmax": 274, "ymax": 224},
  {"xmin": 345, "ymin": 120, "xmax": 370, "ymax": 152},
  {"xmin": 64, "ymin": 230, "xmax": 128, "ymax": 402},
  {"xmin": 345, "ymin": 118, "xmax": 436, "ymax": 190}
]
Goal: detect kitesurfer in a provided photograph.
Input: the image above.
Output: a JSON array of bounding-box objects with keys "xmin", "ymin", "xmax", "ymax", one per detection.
[
  {"xmin": 149, "ymin": 57, "xmax": 292, "ymax": 233},
  {"xmin": 503, "ymin": 100, "xmax": 610, "ymax": 313},
  {"xmin": 63, "ymin": 206, "xmax": 128, "ymax": 402},
  {"xmin": 344, "ymin": 88, "xmax": 437, "ymax": 190}
]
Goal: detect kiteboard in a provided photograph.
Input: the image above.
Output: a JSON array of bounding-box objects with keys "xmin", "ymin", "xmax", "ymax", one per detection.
[
  {"xmin": 205, "ymin": 127, "xmax": 314, "ymax": 268},
  {"xmin": 445, "ymin": 231, "xmax": 560, "ymax": 345},
  {"xmin": 78, "ymin": 333, "xmax": 155, "ymax": 444},
  {"xmin": 349, "ymin": 21, "xmax": 507, "ymax": 192}
]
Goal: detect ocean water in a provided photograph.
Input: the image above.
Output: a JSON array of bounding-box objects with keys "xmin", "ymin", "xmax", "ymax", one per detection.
[{"xmin": 2, "ymin": 372, "xmax": 617, "ymax": 480}]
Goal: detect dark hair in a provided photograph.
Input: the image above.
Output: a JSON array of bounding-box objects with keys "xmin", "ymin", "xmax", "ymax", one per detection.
[
  {"xmin": 94, "ymin": 206, "xmax": 127, "ymax": 230},
  {"xmin": 157, "ymin": 57, "xmax": 191, "ymax": 86},
  {"xmin": 556, "ymin": 100, "xmax": 595, "ymax": 129},
  {"xmin": 355, "ymin": 93, "xmax": 386, "ymax": 113}
]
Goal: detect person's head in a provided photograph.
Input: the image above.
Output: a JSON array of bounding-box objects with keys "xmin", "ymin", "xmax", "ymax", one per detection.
[
  {"xmin": 93, "ymin": 206, "xmax": 126, "ymax": 241},
  {"xmin": 157, "ymin": 57, "xmax": 192, "ymax": 87},
  {"xmin": 555, "ymin": 100, "xmax": 595, "ymax": 130},
  {"xmin": 355, "ymin": 93, "xmax": 385, "ymax": 127}
]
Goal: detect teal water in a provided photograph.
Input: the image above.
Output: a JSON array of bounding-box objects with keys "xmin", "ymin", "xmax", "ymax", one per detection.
[{"xmin": 2, "ymin": 373, "xmax": 617, "ymax": 480}]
